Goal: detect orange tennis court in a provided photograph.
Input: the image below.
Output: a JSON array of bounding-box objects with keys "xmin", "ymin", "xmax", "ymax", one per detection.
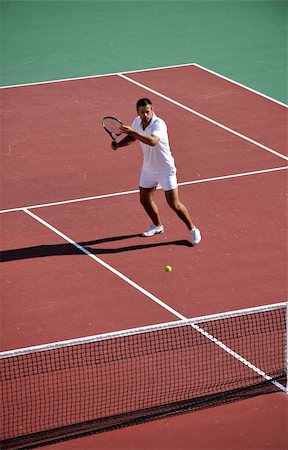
[{"xmin": 1, "ymin": 64, "xmax": 287, "ymax": 450}]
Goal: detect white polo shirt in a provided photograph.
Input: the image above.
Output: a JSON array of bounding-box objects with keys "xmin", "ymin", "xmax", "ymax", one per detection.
[{"xmin": 131, "ymin": 113, "xmax": 176, "ymax": 174}]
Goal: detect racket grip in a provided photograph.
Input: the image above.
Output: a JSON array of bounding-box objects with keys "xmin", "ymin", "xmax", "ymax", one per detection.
[{"xmin": 111, "ymin": 140, "xmax": 118, "ymax": 150}]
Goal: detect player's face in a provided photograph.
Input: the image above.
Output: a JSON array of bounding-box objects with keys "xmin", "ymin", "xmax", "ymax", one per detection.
[{"xmin": 138, "ymin": 104, "xmax": 154, "ymax": 126}]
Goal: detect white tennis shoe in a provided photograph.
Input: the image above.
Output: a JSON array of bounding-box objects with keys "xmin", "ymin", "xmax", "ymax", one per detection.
[
  {"xmin": 142, "ymin": 224, "xmax": 164, "ymax": 237},
  {"xmin": 190, "ymin": 227, "xmax": 201, "ymax": 245}
]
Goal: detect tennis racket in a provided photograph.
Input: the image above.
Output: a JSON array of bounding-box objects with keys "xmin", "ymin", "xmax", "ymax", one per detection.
[{"xmin": 102, "ymin": 116, "xmax": 123, "ymax": 142}]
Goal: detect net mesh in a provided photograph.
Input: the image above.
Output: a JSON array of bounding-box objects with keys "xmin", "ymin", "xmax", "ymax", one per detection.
[{"xmin": 1, "ymin": 303, "xmax": 287, "ymax": 449}]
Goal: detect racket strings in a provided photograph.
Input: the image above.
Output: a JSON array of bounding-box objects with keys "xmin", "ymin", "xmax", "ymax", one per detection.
[{"xmin": 103, "ymin": 118, "xmax": 122, "ymax": 136}]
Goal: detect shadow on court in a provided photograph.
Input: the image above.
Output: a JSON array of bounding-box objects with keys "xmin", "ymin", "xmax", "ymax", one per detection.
[{"xmin": 1, "ymin": 234, "xmax": 192, "ymax": 262}]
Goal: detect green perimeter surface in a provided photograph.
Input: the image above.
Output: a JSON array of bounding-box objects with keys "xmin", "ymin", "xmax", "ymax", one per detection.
[{"xmin": 0, "ymin": 0, "xmax": 287, "ymax": 103}]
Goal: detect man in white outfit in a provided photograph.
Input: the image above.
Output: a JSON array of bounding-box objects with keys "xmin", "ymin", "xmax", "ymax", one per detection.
[{"xmin": 111, "ymin": 98, "xmax": 201, "ymax": 245}]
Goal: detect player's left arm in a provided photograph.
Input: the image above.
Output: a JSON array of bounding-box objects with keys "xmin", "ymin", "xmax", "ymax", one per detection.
[{"xmin": 120, "ymin": 125, "xmax": 160, "ymax": 147}]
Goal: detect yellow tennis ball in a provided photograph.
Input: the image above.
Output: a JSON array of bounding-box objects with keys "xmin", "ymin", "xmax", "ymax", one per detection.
[{"xmin": 164, "ymin": 265, "xmax": 173, "ymax": 272}]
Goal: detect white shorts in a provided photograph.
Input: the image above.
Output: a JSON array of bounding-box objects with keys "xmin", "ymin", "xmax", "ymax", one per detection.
[{"xmin": 139, "ymin": 168, "xmax": 178, "ymax": 191}]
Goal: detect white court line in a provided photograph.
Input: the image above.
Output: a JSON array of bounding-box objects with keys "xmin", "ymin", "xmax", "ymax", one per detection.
[
  {"xmin": 2, "ymin": 63, "xmax": 286, "ymax": 394},
  {"xmin": 118, "ymin": 73, "xmax": 288, "ymax": 162},
  {"xmin": 192, "ymin": 322, "xmax": 287, "ymax": 393},
  {"xmin": 0, "ymin": 62, "xmax": 196, "ymax": 90},
  {"xmin": 23, "ymin": 208, "xmax": 186, "ymax": 321},
  {"xmin": 21, "ymin": 208, "xmax": 287, "ymax": 394},
  {"xmin": 0, "ymin": 62, "xmax": 286, "ymax": 108},
  {"xmin": 1, "ymin": 166, "xmax": 287, "ymax": 215}
]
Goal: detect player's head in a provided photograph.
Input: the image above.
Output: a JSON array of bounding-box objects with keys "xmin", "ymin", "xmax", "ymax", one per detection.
[
  {"xmin": 136, "ymin": 98, "xmax": 152, "ymax": 110},
  {"xmin": 136, "ymin": 98, "xmax": 154, "ymax": 125}
]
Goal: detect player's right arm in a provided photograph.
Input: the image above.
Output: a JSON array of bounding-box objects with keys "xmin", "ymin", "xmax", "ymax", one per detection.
[
  {"xmin": 111, "ymin": 135, "xmax": 136, "ymax": 150},
  {"xmin": 120, "ymin": 125, "xmax": 160, "ymax": 147}
]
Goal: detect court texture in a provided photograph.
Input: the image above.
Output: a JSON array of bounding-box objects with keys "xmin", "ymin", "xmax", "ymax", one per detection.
[{"xmin": 0, "ymin": 1, "xmax": 287, "ymax": 450}]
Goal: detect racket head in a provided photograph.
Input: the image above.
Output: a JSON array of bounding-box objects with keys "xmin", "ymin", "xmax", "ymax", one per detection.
[{"xmin": 102, "ymin": 116, "xmax": 123, "ymax": 140}]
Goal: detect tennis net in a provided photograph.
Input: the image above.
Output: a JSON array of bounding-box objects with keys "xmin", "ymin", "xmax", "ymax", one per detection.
[{"xmin": 1, "ymin": 302, "xmax": 287, "ymax": 449}]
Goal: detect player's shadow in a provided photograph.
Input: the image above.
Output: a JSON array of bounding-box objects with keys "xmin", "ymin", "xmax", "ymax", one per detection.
[{"xmin": 1, "ymin": 234, "xmax": 192, "ymax": 262}]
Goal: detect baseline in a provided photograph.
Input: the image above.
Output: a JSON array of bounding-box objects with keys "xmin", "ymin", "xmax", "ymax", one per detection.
[{"xmin": 1, "ymin": 62, "xmax": 286, "ymax": 108}]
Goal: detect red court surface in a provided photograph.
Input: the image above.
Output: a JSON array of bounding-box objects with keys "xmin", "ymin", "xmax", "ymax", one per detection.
[{"xmin": 1, "ymin": 65, "xmax": 287, "ymax": 450}]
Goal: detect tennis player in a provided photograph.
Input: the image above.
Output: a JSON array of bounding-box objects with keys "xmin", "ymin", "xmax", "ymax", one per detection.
[{"xmin": 111, "ymin": 98, "xmax": 201, "ymax": 245}]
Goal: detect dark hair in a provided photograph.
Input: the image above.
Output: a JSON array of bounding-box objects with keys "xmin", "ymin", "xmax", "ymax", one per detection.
[{"xmin": 136, "ymin": 98, "xmax": 152, "ymax": 110}]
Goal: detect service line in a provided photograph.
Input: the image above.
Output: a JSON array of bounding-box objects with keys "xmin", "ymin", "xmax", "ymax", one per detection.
[{"xmin": 1, "ymin": 166, "xmax": 287, "ymax": 215}]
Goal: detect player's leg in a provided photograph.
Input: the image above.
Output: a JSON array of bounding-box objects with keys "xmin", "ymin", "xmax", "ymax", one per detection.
[
  {"xmin": 139, "ymin": 170, "xmax": 164, "ymax": 236},
  {"xmin": 164, "ymin": 188, "xmax": 201, "ymax": 244},
  {"xmin": 164, "ymin": 187, "xmax": 194, "ymax": 229},
  {"xmin": 139, "ymin": 187, "xmax": 162, "ymax": 227}
]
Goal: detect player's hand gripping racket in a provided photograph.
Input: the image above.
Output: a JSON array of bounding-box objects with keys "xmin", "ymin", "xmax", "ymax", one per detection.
[{"xmin": 102, "ymin": 116, "xmax": 123, "ymax": 148}]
